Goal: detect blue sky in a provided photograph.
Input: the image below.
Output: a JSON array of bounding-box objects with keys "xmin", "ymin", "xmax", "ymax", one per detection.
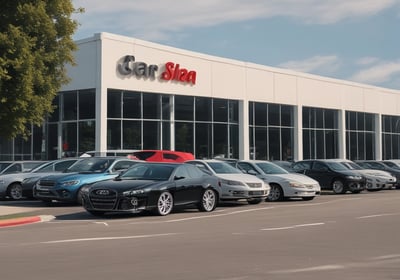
[{"xmin": 72, "ymin": 0, "xmax": 400, "ymax": 90}]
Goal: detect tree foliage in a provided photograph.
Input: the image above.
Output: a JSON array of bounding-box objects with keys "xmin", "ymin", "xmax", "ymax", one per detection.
[{"xmin": 0, "ymin": 0, "xmax": 83, "ymax": 138}]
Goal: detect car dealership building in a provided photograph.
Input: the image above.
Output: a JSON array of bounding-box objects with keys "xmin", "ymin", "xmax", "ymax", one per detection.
[{"xmin": 2, "ymin": 32, "xmax": 400, "ymax": 161}]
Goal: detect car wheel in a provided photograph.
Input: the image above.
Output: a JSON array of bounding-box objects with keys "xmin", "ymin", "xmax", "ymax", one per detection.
[
  {"xmin": 87, "ymin": 210, "xmax": 105, "ymax": 217},
  {"xmin": 332, "ymin": 179, "xmax": 346, "ymax": 194},
  {"xmin": 267, "ymin": 184, "xmax": 284, "ymax": 201},
  {"xmin": 248, "ymin": 198, "xmax": 262, "ymax": 204},
  {"xmin": 302, "ymin": 196, "xmax": 314, "ymax": 201},
  {"xmin": 155, "ymin": 191, "xmax": 174, "ymax": 216},
  {"xmin": 7, "ymin": 183, "xmax": 23, "ymax": 200},
  {"xmin": 199, "ymin": 188, "xmax": 217, "ymax": 212},
  {"xmin": 76, "ymin": 189, "xmax": 84, "ymax": 205}
]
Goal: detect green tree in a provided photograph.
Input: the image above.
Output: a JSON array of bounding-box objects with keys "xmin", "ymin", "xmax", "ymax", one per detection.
[{"xmin": 0, "ymin": 0, "xmax": 83, "ymax": 138}]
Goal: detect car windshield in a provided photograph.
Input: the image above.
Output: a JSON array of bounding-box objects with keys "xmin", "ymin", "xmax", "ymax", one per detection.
[
  {"xmin": 0, "ymin": 162, "xmax": 13, "ymax": 172},
  {"xmin": 256, "ymin": 162, "xmax": 289, "ymax": 174},
  {"xmin": 326, "ymin": 162, "xmax": 350, "ymax": 171},
  {"xmin": 207, "ymin": 161, "xmax": 242, "ymax": 174},
  {"xmin": 120, "ymin": 164, "xmax": 174, "ymax": 180},
  {"xmin": 66, "ymin": 158, "xmax": 115, "ymax": 173}
]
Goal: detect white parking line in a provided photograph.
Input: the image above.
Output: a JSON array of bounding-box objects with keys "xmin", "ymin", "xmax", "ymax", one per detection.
[
  {"xmin": 261, "ymin": 222, "xmax": 325, "ymax": 231},
  {"xmin": 357, "ymin": 213, "xmax": 400, "ymax": 219},
  {"xmin": 41, "ymin": 232, "xmax": 180, "ymax": 244}
]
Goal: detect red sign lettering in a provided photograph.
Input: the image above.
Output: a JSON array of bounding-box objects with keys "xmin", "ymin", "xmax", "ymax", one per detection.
[{"xmin": 161, "ymin": 62, "xmax": 196, "ymax": 85}]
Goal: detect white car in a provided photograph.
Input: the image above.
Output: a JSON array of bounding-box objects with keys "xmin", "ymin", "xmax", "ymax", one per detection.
[
  {"xmin": 236, "ymin": 160, "xmax": 321, "ymax": 201},
  {"xmin": 186, "ymin": 160, "xmax": 270, "ymax": 204},
  {"xmin": 0, "ymin": 159, "xmax": 79, "ymax": 200},
  {"xmin": 338, "ymin": 160, "xmax": 396, "ymax": 191}
]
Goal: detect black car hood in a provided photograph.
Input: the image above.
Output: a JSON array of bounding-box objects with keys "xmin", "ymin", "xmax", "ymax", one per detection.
[{"xmin": 90, "ymin": 179, "xmax": 163, "ymax": 192}]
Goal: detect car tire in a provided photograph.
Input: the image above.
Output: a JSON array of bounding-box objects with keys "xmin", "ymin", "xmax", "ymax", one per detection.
[
  {"xmin": 247, "ymin": 198, "xmax": 262, "ymax": 204},
  {"xmin": 7, "ymin": 183, "xmax": 23, "ymax": 200},
  {"xmin": 267, "ymin": 184, "xmax": 284, "ymax": 201},
  {"xmin": 155, "ymin": 191, "xmax": 174, "ymax": 216},
  {"xmin": 198, "ymin": 188, "xmax": 217, "ymax": 212},
  {"xmin": 332, "ymin": 179, "xmax": 346, "ymax": 194},
  {"xmin": 302, "ymin": 196, "xmax": 314, "ymax": 201},
  {"xmin": 76, "ymin": 189, "xmax": 84, "ymax": 205}
]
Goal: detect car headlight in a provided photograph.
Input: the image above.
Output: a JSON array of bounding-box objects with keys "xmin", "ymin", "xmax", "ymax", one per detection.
[
  {"xmin": 220, "ymin": 179, "xmax": 246, "ymax": 186},
  {"xmin": 289, "ymin": 181, "xmax": 305, "ymax": 188},
  {"xmin": 346, "ymin": 175, "xmax": 362, "ymax": 180},
  {"xmin": 61, "ymin": 180, "xmax": 80, "ymax": 187},
  {"xmin": 123, "ymin": 189, "xmax": 147, "ymax": 196}
]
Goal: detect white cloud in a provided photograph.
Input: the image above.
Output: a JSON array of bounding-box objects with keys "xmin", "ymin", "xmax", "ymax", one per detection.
[
  {"xmin": 72, "ymin": 0, "xmax": 399, "ymax": 40},
  {"xmin": 350, "ymin": 61, "xmax": 400, "ymax": 84},
  {"xmin": 278, "ymin": 55, "xmax": 340, "ymax": 74},
  {"xmin": 356, "ymin": 57, "xmax": 380, "ymax": 66}
]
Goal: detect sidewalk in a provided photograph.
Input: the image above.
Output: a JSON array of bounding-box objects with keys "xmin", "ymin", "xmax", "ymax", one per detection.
[{"xmin": 0, "ymin": 205, "xmax": 55, "ymax": 227}]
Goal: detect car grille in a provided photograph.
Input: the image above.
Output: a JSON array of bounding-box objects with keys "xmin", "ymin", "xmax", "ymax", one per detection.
[
  {"xmin": 246, "ymin": 182, "xmax": 262, "ymax": 188},
  {"xmin": 305, "ymin": 184, "xmax": 317, "ymax": 189},
  {"xmin": 38, "ymin": 180, "xmax": 56, "ymax": 187},
  {"xmin": 89, "ymin": 189, "xmax": 117, "ymax": 210}
]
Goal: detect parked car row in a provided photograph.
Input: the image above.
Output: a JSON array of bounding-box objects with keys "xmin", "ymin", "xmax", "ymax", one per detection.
[{"xmin": 1, "ymin": 153, "xmax": 399, "ymax": 218}]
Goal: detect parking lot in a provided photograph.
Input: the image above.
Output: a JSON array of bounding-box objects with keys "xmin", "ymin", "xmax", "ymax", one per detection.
[{"xmin": 1, "ymin": 190, "xmax": 399, "ymax": 280}]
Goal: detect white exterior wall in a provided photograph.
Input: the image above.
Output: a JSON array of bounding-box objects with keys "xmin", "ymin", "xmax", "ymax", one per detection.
[{"xmin": 62, "ymin": 32, "xmax": 400, "ymax": 159}]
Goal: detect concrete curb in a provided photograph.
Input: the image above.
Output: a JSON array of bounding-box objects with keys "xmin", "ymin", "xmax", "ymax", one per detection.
[{"xmin": 0, "ymin": 215, "xmax": 55, "ymax": 228}]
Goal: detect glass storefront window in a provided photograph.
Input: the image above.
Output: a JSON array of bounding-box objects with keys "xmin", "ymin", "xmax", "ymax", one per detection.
[
  {"xmin": 250, "ymin": 102, "xmax": 295, "ymax": 160},
  {"xmin": 62, "ymin": 123, "xmax": 77, "ymax": 157},
  {"xmin": 123, "ymin": 91, "xmax": 141, "ymax": 119},
  {"xmin": 123, "ymin": 120, "xmax": 141, "ymax": 150},
  {"xmin": 302, "ymin": 107, "xmax": 339, "ymax": 159},
  {"xmin": 143, "ymin": 94, "xmax": 159, "ymax": 119},
  {"xmin": 175, "ymin": 96, "xmax": 194, "ymax": 121},
  {"xmin": 195, "ymin": 123, "xmax": 212, "ymax": 159},
  {"xmin": 108, "ymin": 90, "xmax": 122, "ymax": 118},
  {"xmin": 63, "ymin": 91, "xmax": 77, "ymax": 121},
  {"xmin": 195, "ymin": 97, "xmax": 212, "ymax": 121},
  {"xmin": 79, "ymin": 89, "xmax": 95, "ymax": 119},
  {"xmin": 79, "ymin": 121, "xmax": 95, "ymax": 154},
  {"xmin": 175, "ymin": 122, "xmax": 193, "ymax": 152},
  {"xmin": 143, "ymin": 121, "xmax": 159, "ymax": 149},
  {"xmin": 213, "ymin": 124, "xmax": 228, "ymax": 157},
  {"xmin": 107, "ymin": 120, "xmax": 121, "ymax": 150},
  {"xmin": 213, "ymin": 99, "xmax": 228, "ymax": 122}
]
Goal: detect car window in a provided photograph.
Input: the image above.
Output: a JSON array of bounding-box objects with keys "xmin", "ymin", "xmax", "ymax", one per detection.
[
  {"xmin": 187, "ymin": 162, "xmax": 211, "ymax": 174},
  {"xmin": 325, "ymin": 162, "xmax": 348, "ymax": 171},
  {"xmin": 256, "ymin": 162, "xmax": 288, "ymax": 174},
  {"xmin": 312, "ymin": 162, "xmax": 329, "ymax": 171},
  {"xmin": 112, "ymin": 160, "xmax": 137, "ymax": 172},
  {"xmin": 6, "ymin": 164, "xmax": 22, "ymax": 173},
  {"xmin": 237, "ymin": 162, "xmax": 257, "ymax": 174},
  {"xmin": 207, "ymin": 161, "xmax": 242, "ymax": 174},
  {"xmin": 174, "ymin": 165, "xmax": 190, "ymax": 180},
  {"xmin": 292, "ymin": 161, "xmax": 311, "ymax": 170},
  {"xmin": 0, "ymin": 162, "xmax": 12, "ymax": 172},
  {"xmin": 163, "ymin": 153, "xmax": 179, "ymax": 160},
  {"xmin": 186, "ymin": 164, "xmax": 204, "ymax": 179}
]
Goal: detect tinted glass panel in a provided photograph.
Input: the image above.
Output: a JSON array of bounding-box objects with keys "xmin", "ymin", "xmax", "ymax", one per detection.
[
  {"xmin": 108, "ymin": 90, "xmax": 121, "ymax": 118},
  {"xmin": 123, "ymin": 92, "xmax": 141, "ymax": 119},
  {"xmin": 213, "ymin": 99, "xmax": 228, "ymax": 122},
  {"xmin": 79, "ymin": 89, "xmax": 95, "ymax": 119},
  {"xmin": 175, "ymin": 96, "xmax": 194, "ymax": 121}
]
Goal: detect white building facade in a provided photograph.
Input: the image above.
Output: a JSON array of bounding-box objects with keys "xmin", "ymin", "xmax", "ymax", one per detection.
[{"xmin": 2, "ymin": 32, "xmax": 400, "ymax": 161}]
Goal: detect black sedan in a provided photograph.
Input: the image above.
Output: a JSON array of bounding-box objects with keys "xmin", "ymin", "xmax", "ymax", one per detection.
[{"xmin": 80, "ymin": 162, "xmax": 221, "ymax": 216}]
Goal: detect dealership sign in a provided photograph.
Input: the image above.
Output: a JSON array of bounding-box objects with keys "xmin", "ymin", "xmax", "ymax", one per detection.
[{"xmin": 118, "ymin": 55, "xmax": 196, "ymax": 85}]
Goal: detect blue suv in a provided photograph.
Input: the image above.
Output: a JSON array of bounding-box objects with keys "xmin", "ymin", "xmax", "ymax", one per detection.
[{"xmin": 33, "ymin": 157, "xmax": 140, "ymax": 204}]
